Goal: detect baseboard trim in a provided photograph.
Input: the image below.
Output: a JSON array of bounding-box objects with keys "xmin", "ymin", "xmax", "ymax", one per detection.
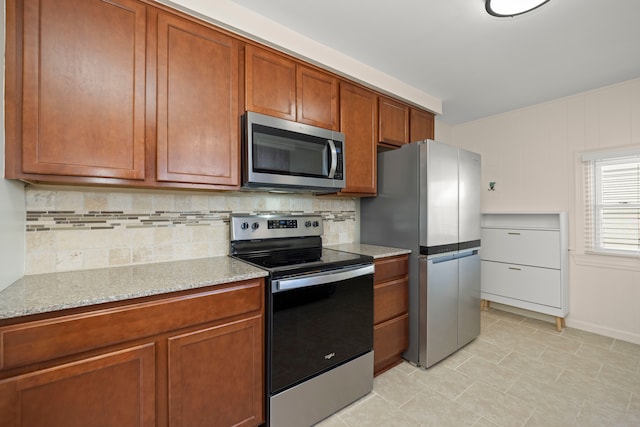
[
  {"xmin": 488, "ymin": 302, "xmax": 640, "ymax": 345},
  {"xmin": 565, "ymin": 318, "xmax": 640, "ymax": 346}
]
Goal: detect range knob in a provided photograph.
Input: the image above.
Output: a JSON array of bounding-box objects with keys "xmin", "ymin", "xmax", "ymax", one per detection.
[
  {"xmin": 313, "ymin": 221, "xmax": 320, "ymax": 227},
  {"xmin": 240, "ymin": 222, "xmax": 249, "ymax": 230},
  {"xmin": 305, "ymin": 221, "xmax": 312, "ymax": 228},
  {"xmin": 251, "ymin": 222, "xmax": 260, "ymax": 230}
]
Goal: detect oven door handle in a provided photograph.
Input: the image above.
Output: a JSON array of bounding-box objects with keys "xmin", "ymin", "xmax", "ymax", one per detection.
[{"xmin": 272, "ymin": 264, "xmax": 374, "ymax": 293}]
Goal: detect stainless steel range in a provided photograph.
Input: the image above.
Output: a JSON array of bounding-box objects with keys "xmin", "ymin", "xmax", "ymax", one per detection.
[{"xmin": 229, "ymin": 214, "xmax": 374, "ymax": 427}]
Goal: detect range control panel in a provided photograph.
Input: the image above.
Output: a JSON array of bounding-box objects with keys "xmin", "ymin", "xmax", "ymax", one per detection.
[
  {"xmin": 230, "ymin": 214, "xmax": 323, "ymax": 241},
  {"xmin": 268, "ymin": 219, "xmax": 298, "ymax": 229}
]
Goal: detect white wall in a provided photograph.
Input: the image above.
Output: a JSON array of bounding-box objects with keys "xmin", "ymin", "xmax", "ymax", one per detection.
[
  {"xmin": 160, "ymin": 0, "xmax": 442, "ymax": 115},
  {"xmin": 0, "ymin": 0, "xmax": 26, "ymax": 291},
  {"xmin": 450, "ymin": 78, "xmax": 640, "ymax": 344},
  {"xmin": 434, "ymin": 119, "xmax": 453, "ymax": 144}
]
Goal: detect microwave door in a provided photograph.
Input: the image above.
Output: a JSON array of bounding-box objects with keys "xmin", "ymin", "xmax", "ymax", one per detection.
[{"xmin": 243, "ymin": 111, "xmax": 345, "ymax": 191}]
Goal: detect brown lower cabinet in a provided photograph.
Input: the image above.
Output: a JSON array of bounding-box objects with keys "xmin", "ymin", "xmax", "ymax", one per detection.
[
  {"xmin": 373, "ymin": 254, "xmax": 409, "ymax": 376},
  {"xmin": 0, "ymin": 343, "xmax": 157, "ymax": 427},
  {"xmin": 0, "ymin": 278, "xmax": 265, "ymax": 427}
]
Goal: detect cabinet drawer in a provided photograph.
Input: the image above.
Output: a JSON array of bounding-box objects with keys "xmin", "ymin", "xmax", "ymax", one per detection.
[
  {"xmin": 481, "ymin": 228, "xmax": 560, "ymax": 268},
  {"xmin": 374, "ymin": 277, "xmax": 408, "ymax": 324},
  {"xmin": 374, "ymin": 255, "xmax": 408, "ymax": 284},
  {"xmin": 481, "ymin": 261, "xmax": 561, "ymax": 308},
  {"xmin": 373, "ymin": 314, "xmax": 409, "ymax": 371},
  {"xmin": 0, "ymin": 279, "xmax": 263, "ymax": 370}
]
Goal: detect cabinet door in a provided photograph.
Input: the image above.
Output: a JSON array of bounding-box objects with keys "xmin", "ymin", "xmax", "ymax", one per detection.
[
  {"xmin": 373, "ymin": 314, "xmax": 409, "ymax": 375},
  {"xmin": 410, "ymin": 108, "xmax": 435, "ymax": 142},
  {"xmin": 339, "ymin": 82, "xmax": 377, "ymax": 195},
  {"xmin": 168, "ymin": 316, "xmax": 263, "ymax": 427},
  {"xmin": 0, "ymin": 344, "xmax": 155, "ymax": 427},
  {"xmin": 21, "ymin": 0, "xmax": 146, "ymax": 179},
  {"xmin": 245, "ymin": 45, "xmax": 296, "ymax": 121},
  {"xmin": 296, "ymin": 65, "xmax": 339, "ymax": 130},
  {"xmin": 378, "ymin": 97, "xmax": 409, "ymax": 146},
  {"xmin": 156, "ymin": 12, "xmax": 239, "ymax": 186}
]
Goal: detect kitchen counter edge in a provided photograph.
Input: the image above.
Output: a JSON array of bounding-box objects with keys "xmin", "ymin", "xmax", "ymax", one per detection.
[
  {"xmin": 0, "ymin": 256, "xmax": 268, "ymax": 321},
  {"xmin": 326, "ymin": 243, "xmax": 411, "ymax": 259}
]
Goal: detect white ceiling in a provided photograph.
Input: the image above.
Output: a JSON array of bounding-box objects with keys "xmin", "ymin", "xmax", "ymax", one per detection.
[{"xmin": 228, "ymin": 0, "xmax": 640, "ymax": 124}]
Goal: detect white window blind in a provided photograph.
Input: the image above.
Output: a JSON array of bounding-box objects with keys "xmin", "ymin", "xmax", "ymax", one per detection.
[{"xmin": 583, "ymin": 149, "xmax": 640, "ymax": 256}]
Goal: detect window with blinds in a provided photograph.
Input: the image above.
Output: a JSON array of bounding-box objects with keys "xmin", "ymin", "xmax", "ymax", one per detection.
[{"xmin": 583, "ymin": 148, "xmax": 640, "ymax": 256}]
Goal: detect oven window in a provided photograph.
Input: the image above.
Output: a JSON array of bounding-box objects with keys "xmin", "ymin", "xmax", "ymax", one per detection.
[
  {"xmin": 252, "ymin": 125, "xmax": 329, "ymax": 177},
  {"xmin": 270, "ymin": 273, "xmax": 373, "ymax": 394}
]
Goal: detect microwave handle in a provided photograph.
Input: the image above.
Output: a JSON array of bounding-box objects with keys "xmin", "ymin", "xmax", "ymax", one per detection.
[{"xmin": 327, "ymin": 139, "xmax": 338, "ymax": 179}]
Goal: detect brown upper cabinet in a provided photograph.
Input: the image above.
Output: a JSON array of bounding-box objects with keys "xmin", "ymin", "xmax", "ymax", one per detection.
[
  {"xmin": 339, "ymin": 82, "xmax": 377, "ymax": 195},
  {"xmin": 410, "ymin": 108, "xmax": 435, "ymax": 142},
  {"xmin": 245, "ymin": 45, "xmax": 339, "ymax": 131},
  {"xmin": 5, "ymin": 0, "xmax": 241, "ymax": 190},
  {"xmin": 378, "ymin": 98, "xmax": 435, "ymax": 147},
  {"xmin": 4, "ymin": 0, "xmax": 434, "ymax": 193},
  {"xmin": 245, "ymin": 45, "xmax": 296, "ymax": 122},
  {"xmin": 378, "ymin": 97, "xmax": 409, "ymax": 147},
  {"xmin": 155, "ymin": 11, "xmax": 240, "ymax": 186},
  {"xmin": 10, "ymin": 0, "xmax": 148, "ymax": 181}
]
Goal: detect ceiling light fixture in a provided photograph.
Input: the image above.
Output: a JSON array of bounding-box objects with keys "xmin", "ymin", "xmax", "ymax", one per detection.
[{"xmin": 485, "ymin": 0, "xmax": 551, "ymax": 17}]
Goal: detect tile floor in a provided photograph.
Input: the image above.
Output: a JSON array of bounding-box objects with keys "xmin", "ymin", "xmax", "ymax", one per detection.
[{"xmin": 317, "ymin": 308, "xmax": 640, "ymax": 427}]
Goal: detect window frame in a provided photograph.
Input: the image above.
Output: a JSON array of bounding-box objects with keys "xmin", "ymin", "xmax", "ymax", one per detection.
[{"xmin": 583, "ymin": 148, "xmax": 640, "ymax": 258}]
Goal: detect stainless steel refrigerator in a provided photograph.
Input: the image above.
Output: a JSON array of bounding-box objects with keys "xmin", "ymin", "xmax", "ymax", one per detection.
[{"xmin": 361, "ymin": 140, "xmax": 481, "ymax": 368}]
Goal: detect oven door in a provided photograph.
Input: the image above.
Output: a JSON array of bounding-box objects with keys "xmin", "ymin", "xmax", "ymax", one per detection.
[{"xmin": 269, "ymin": 264, "xmax": 374, "ymax": 395}]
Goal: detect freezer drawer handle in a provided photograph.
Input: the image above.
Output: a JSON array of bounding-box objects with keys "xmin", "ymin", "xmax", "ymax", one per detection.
[
  {"xmin": 430, "ymin": 249, "xmax": 478, "ymax": 264},
  {"xmin": 507, "ymin": 232, "xmax": 521, "ymax": 235},
  {"xmin": 508, "ymin": 267, "xmax": 522, "ymax": 271}
]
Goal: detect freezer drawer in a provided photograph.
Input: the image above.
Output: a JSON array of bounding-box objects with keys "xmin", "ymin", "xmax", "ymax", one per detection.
[
  {"xmin": 420, "ymin": 248, "xmax": 480, "ymax": 368},
  {"xmin": 458, "ymin": 252, "xmax": 480, "ymax": 348},
  {"xmin": 481, "ymin": 228, "xmax": 560, "ymax": 269},
  {"xmin": 422, "ymin": 254, "xmax": 459, "ymax": 368},
  {"xmin": 481, "ymin": 260, "xmax": 562, "ymax": 308}
]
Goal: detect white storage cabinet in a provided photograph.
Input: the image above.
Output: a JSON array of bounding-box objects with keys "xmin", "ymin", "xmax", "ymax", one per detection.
[{"xmin": 480, "ymin": 212, "xmax": 569, "ymax": 331}]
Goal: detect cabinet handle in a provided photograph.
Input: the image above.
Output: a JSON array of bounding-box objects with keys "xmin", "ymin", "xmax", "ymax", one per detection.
[
  {"xmin": 508, "ymin": 267, "xmax": 522, "ymax": 271},
  {"xmin": 507, "ymin": 232, "xmax": 521, "ymax": 235}
]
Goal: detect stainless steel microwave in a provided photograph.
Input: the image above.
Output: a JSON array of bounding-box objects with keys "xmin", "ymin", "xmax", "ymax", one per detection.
[{"xmin": 241, "ymin": 111, "xmax": 346, "ymax": 193}]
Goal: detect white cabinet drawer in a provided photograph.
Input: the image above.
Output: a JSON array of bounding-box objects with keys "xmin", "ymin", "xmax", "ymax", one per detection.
[
  {"xmin": 481, "ymin": 261, "xmax": 561, "ymax": 308},
  {"xmin": 481, "ymin": 228, "xmax": 560, "ymax": 268}
]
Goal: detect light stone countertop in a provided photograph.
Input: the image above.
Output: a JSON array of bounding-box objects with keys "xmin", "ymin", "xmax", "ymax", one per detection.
[
  {"xmin": 0, "ymin": 257, "xmax": 268, "ymax": 320},
  {"xmin": 326, "ymin": 243, "xmax": 411, "ymax": 259}
]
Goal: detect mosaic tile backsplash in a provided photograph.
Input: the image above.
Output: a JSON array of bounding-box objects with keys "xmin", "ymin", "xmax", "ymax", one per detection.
[{"xmin": 25, "ymin": 186, "xmax": 358, "ymax": 275}]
